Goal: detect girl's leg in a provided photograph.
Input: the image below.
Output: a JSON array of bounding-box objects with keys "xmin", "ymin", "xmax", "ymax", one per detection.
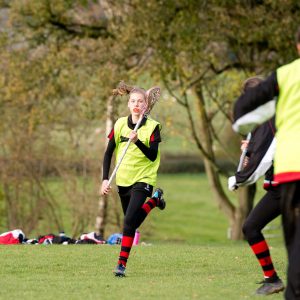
[
  {"xmin": 118, "ymin": 186, "xmax": 132, "ymax": 215},
  {"xmin": 116, "ymin": 183, "xmax": 152, "ymax": 273},
  {"xmin": 134, "ymin": 187, "xmax": 165, "ymax": 229},
  {"xmin": 280, "ymin": 182, "xmax": 300, "ymax": 300},
  {"xmin": 242, "ymin": 188, "xmax": 281, "ymax": 279}
]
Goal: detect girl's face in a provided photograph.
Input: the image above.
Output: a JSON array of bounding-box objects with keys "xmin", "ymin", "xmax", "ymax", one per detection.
[{"xmin": 128, "ymin": 92, "xmax": 146, "ymax": 117}]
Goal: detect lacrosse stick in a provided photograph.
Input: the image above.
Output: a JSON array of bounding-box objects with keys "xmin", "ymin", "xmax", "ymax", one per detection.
[
  {"xmin": 237, "ymin": 132, "xmax": 252, "ymax": 172},
  {"xmin": 107, "ymin": 87, "xmax": 161, "ymax": 186}
]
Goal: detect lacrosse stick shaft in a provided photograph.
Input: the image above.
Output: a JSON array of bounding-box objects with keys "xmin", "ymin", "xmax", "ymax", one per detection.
[
  {"xmin": 107, "ymin": 115, "xmax": 144, "ymax": 186},
  {"xmin": 237, "ymin": 132, "xmax": 252, "ymax": 172}
]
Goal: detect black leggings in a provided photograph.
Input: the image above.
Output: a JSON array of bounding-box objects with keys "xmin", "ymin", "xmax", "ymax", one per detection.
[
  {"xmin": 280, "ymin": 182, "xmax": 300, "ymax": 300},
  {"xmin": 118, "ymin": 182, "xmax": 153, "ymax": 236},
  {"xmin": 242, "ymin": 186, "xmax": 281, "ymax": 243}
]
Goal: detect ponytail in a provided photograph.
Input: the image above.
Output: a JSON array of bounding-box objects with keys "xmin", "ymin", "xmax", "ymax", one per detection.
[{"xmin": 113, "ymin": 81, "xmax": 146, "ymax": 98}]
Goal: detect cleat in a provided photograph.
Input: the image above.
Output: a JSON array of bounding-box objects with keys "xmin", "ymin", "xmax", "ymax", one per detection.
[
  {"xmin": 152, "ymin": 188, "xmax": 166, "ymax": 210},
  {"xmin": 114, "ymin": 263, "xmax": 126, "ymax": 277},
  {"xmin": 255, "ymin": 277, "xmax": 284, "ymax": 295}
]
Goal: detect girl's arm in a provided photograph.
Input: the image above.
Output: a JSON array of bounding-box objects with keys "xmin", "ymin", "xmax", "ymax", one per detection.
[
  {"xmin": 132, "ymin": 125, "xmax": 161, "ymax": 162},
  {"xmin": 135, "ymin": 140, "xmax": 159, "ymax": 161},
  {"xmin": 100, "ymin": 130, "xmax": 116, "ymax": 195},
  {"xmin": 235, "ymin": 118, "xmax": 275, "ymax": 184},
  {"xmin": 102, "ymin": 134, "xmax": 116, "ymax": 180},
  {"xmin": 228, "ymin": 118, "xmax": 275, "ymax": 191}
]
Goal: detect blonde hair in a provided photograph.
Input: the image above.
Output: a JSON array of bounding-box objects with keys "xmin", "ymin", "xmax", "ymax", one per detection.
[{"xmin": 112, "ymin": 81, "xmax": 146, "ymax": 99}]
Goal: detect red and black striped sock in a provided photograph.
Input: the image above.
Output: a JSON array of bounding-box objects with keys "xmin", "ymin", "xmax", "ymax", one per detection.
[
  {"xmin": 118, "ymin": 235, "xmax": 134, "ymax": 267},
  {"xmin": 249, "ymin": 239, "xmax": 277, "ymax": 278},
  {"xmin": 133, "ymin": 198, "xmax": 158, "ymax": 232},
  {"xmin": 141, "ymin": 198, "xmax": 157, "ymax": 214}
]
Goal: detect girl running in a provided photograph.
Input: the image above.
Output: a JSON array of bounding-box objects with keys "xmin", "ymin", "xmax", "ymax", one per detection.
[
  {"xmin": 228, "ymin": 77, "xmax": 284, "ymax": 295},
  {"xmin": 100, "ymin": 82, "xmax": 166, "ymax": 277}
]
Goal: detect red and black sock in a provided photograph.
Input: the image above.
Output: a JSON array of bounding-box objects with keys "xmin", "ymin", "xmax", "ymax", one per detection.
[
  {"xmin": 134, "ymin": 198, "xmax": 157, "ymax": 229},
  {"xmin": 118, "ymin": 235, "xmax": 134, "ymax": 267},
  {"xmin": 249, "ymin": 238, "xmax": 277, "ymax": 278},
  {"xmin": 142, "ymin": 198, "xmax": 157, "ymax": 214},
  {"xmin": 118, "ymin": 198, "xmax": 158, "ymax": 267}
]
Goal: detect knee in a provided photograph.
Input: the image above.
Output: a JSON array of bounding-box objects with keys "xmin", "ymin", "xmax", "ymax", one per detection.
[
  {"xmin": 242, "ymin": 220, "xmax": 252, "ymax": 239},
  {"xmin": 242, "ymin": 220, "xmax": 262, "ymax": 241},
  {"xmin": 123, "ymin": 217, "xmax": 136, "ymax": 236}
]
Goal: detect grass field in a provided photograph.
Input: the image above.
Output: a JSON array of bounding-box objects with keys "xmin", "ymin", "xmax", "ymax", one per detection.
[
  {"xmin": 30, "ymin": 173, "xmax": 282, "ymax": 244},
  {"xmin": 0, "ymin": 244, "xmax": 286, "ymax": 300},
  {"xmin": 144, "ymin": 174, "xmax": 282, "ymax": 244},
  {"xmin": 0, "ymin": 174, "xmax": 287, "ymax": 299}
]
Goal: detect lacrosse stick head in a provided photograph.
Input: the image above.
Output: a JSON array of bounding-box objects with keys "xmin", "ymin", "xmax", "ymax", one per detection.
[{"xmin": 144, "ymin": 86, "xmax": 161, "ymax": 115}]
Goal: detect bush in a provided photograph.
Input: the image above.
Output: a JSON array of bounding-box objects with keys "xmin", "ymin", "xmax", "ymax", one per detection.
[{"xmin": 159, "ymin": 154, "xmax": 236, "ymax": 173}]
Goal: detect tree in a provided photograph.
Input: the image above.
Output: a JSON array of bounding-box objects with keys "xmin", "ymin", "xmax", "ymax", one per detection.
[
  {"xmin": 0, "ymin": 0, "xmax": 124, "ymax": 235},
  {"xmin": 0, "ymin": 0, "xmax": 157, "ymax": 236},
  {"xmin": 2, "ymin": 0, "xmax": 300, "ymax": 239},
  {"xmin": 109, "ymin": 0, "xmax": 300, "ymax": 239}
]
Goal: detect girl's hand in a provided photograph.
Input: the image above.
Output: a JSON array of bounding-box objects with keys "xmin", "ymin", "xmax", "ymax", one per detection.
[
  {"xmin": 129, "ymin": 131, "xmax": 138, "ymax": 143},
  {"xmin": 100, "ymin": 180, "xmax": 111, "ymax": 195},
  {"xmin": 243, "ymin": 156, "xmax": 249, "ymax": 168},
  {"xmin": 240, "ymin": 140, "xmax": 249, "ymax": 151},
  {"xmin": 240, "ymin": 140, "xmax": 250, "ymax": 168}
]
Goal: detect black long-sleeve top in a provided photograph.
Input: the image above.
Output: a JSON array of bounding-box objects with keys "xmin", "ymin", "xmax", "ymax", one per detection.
[
  {"xmin": 235, "ymin": 117, "xmax": 276, "ymax": 189},
  {"xmin": 102, "ymin": 115, "xmax": 161, "ymax": 180}
]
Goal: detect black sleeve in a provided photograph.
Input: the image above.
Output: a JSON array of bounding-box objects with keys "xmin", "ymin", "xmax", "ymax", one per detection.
[
  {"xmin": 235, "ymin": 118, "xmax": 275, "ymax": 184},
  {"xmin": 234, "ymin": 72, "xmax": 279, "ymax": 121},
  {"xmin": 150, "ymin": 124, "xmax": 162, "ymax": 143},
  {"xmin": 102, "ymin": 130, "xmax": 116, "ymax": 180},
  {"xmin": 135, "ymin": 125, "xmax": 161, "ymax": 162}
]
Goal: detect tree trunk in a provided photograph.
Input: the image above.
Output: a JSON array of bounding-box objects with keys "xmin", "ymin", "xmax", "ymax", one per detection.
[
  {"xmin": 229, "ymin": 184, "xmax": 256, "ymax": 240},
  {"xmin": 203, "ymin": 158, "xmax": 235, "ymax": 221},
  {"xmin": 3, "ymin": 182, "xmax": 16, "ymax": 229},
  {"xmin": 194, "ymin": 85, "xmax": 256, "ymax": 240},
  {"xmin": 95, "ymin": 194, "xmax": 108, "ymax": 237},
  {"xmin": 95, "ymin": 95, "xmax": 115, "ymax": 237},
  {"xmin": 194, "ymin": 86, "xmax": 235, "ymax": 221}
]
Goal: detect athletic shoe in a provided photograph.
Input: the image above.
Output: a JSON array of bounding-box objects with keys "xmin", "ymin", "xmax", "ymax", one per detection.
[
  {"xmin": 256, "ymin": 277, "xmax": 284, "ymax": 295},
  {"xmin": 152, "ymin": 188, "xmax": 166, "ymax": 210},
  {"xmin": 114, "ymin": 263, "xmax": 126, "ymax": 277}
]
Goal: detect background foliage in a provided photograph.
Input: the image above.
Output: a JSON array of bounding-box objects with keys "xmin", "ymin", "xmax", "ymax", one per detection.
[{"xmin": 0, "ymin": 0, "xmax": 299, "ymax": 237}]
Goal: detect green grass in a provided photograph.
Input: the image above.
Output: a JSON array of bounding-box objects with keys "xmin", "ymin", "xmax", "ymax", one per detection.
[
  {"xmin": 0, "ymin": 174, "xmax": 287, "ymax": 300},
  {"xmin": 22, "ymin": 173, "xmax": 282, "ymax": 245},
  {"xmin": 0, "ymin": 244, "xmax": 286, "ymax": 300},
  {"xmin": 147, "ymin": 174, "xmax": 230, "ymax": 243},
  {"xmin": 145, "ymin": 174, "xmax": 282, "ymax": 245},
  {"xmin": 0, "ymin": 173, "xmax": 281, "ymax": 245}
]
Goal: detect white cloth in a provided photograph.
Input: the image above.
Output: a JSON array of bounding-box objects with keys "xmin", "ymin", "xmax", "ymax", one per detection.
[{"xmin": 228, "ymin": 176, "xmax": 237, "ymax": 191}]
